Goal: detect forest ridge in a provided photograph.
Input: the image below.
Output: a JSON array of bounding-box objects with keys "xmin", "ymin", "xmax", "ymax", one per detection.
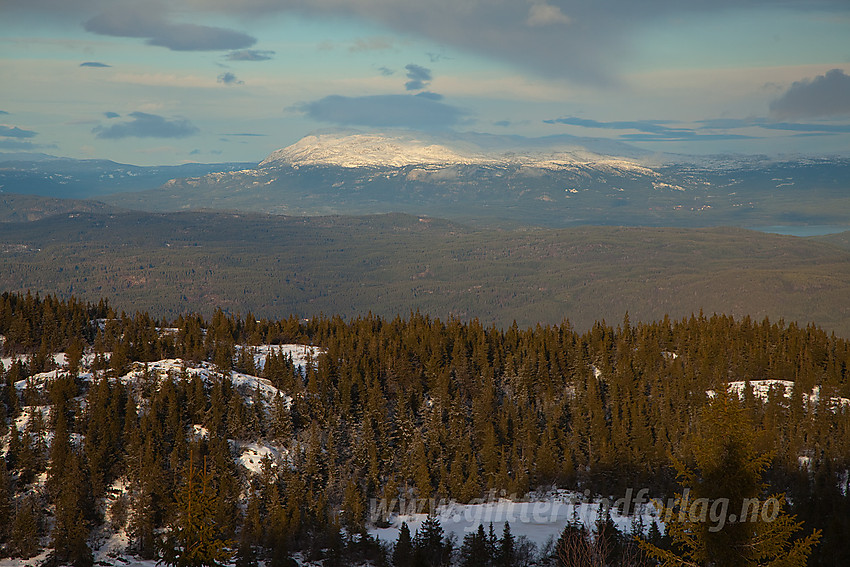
[{"xmin": 0, "ymin": 293, "xmax": 847, "ymax": 564}]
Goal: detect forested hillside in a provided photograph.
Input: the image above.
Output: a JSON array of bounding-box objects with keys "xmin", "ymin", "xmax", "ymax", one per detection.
[
  {"xmin": 0, "ymin": 293, "xmax": 847, "ymax": 565},
  {"xmin": 3, "ymin": 211, "xmax": 850, "ymax": 336}
]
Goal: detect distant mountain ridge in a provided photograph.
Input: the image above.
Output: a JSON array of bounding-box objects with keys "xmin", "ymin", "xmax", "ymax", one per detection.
[{"xmin": 102, "ymin": 131, "xmax": 850, "ymax": 230}]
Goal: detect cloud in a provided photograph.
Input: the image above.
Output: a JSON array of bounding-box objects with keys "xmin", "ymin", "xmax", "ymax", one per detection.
[
  {"xmin": 226, "ymin": 49, "xmax": 275, "ymax": 61},
  {"xmin": 5, "ymin": 0, "xmax": 847, "ymax": 85},
  {"xmin": 84, "ymin": 4, "xmax": 256, "ymax": 51},
  {"xmin": 761, "ymin": 122, "xmax": 850, "ymax": 134},
  {"xmin": 104, "ymin": 111, "xmax": 120, "ymax": 119},
  {"xmin": 223, "ymin": 133, "xmax": 267, "ymax": 137},
  {"xmin": 91, "ymin": 111, "xmax": 199, "ymax": 139},
  {"xmin": 547, "ymin": 116, "xmax": 756, "ymax": 141},
  {"xmin": 0, "ymin": 139, "xmax": 41, "ymax": 150},
  {"xmin": 0, "ymin": 125, "xmax": 38, "ymax": 138},
  {"xmin": 0, "ymin": 111, "xmax": 9, "ymax": 115},
  {"xmin": 298, "ymin": 94, "xmax": 465, "ymax": 129},
  {"xmin": 217, "ymin": 72, "xmax": 244, "ymax": 85},
  {"xmin": 405, "ymin": 64, "xmax": 432, "ymax": 91},
  {"xmin": 377, "ymin": 66, "xmax": 395, "ymax": 77},
  {"xmin": 80, "ymin": 61, "xmax": 111, "ymax": 67},
  {"xmin": 699, "ymin": 117, "xmax": 850, "ymax": 133},
  {"xmin": 545, "ymin": 116, "xmax": 679, "ymax": 134},
  {"xmin": 526, "ymin": 2, "xmax": 571, "ymax": 27},
  {"xmin": 770, "ymin": 69, "xmax": 850, "ymax": 119},
  {"xmin": 349, "ymin": 37, "xmax": 394, "ymax": 53}
]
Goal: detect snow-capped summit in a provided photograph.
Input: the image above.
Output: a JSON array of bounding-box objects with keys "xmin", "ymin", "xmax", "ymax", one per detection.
[
  {"xmin": 258, "ymin": 129, "xmax": 653, "ymax": 171},
  {"xmin": 259, "ymin": 130, "xmax": 491, "ymax": 168}
]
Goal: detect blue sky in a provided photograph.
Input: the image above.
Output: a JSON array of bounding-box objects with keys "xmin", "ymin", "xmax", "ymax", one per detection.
[{"xmin": 1, "ymin": 0, "xmax": 849, "ymax": 165}]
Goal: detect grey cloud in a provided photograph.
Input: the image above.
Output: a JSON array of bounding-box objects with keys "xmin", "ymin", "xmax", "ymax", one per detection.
[
  {"xmin": 104, "ymin": 111, "xmax": 120, "ymax": 118},
  {"xmin": 699, "ymin": 117, "xmax": 850, "ymax": 133},
  {"xmin": 405, "ymin": 64, "xmax": 431, "ymax": 91},
  {"xmin": 299, "ymin": 94, "xmax": 464, "ymax": 129},
  {"xmin": 146, "ymin": 24, "xmax": 255, "ymax": 51},
  {"xmin": 377, "ymin": 67, "xmax": 395, "ymax": 76},
  {"xmin": 226, "ymin": 49, "xmax": 275, "ymax": 61},
  {"xmin": 545, "ymin": 117, "xmax": 679, "ymax": 134},
  {"xmin": 547, "ymin": 116, "xmax": 756, "ymax": 141},
  {"xmin": 762, "ymin": 122, "xmax": 850, "ymax": 133},
  {"xmin": 91, "ymin": 111, "xmax": 199, "ymax": 139},
  {"xmin": 84, "ymin": 4, "xmax": 255, "ymax": 51},
  {"xmin": 218, "ymin": 72, "xmax": 244, "ymax": 85},
  {"xmin": 415, "ymin": 91, "xmax": 443, "ymax": 101},
  {"xmin": 0, "ymin": 111, "xmax": 8, "ymax": 115},
  {"xmin": 80, "ymin": 61, "xmax": 111, "ymax": 67},
  {"xmin": 7, "ymin": 0, "xmax": 848, "ymax": 84},
  {"xmin": 770, "ymin": 69, "xmax": 850, "ymax": 119},
  {"xmin": 620, "ymin": 132, "xmax": 755, "ymax": 142},
  {"xmin": 0, "ymin": 140, "xmax": 37, "ymax": 150},
  {"xmin": 0, "ymin": 125, "xmax": 38, "ymax": 138}
]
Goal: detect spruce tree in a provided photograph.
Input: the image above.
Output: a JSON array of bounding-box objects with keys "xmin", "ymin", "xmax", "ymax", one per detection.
[
  {"xmin": 0, "ymin": 457, "xmax": 11, "ymax": 546},
  {"xmin": 414, "ymin": 515, "xmax": 451, "ymax": 567},
  {"xmin": 638, "ymin": 390, "xmax": 821, "ymax": 566},
  {"xmin": 498, "ymin": 522, "xmax": 515, "ymax": 567},
  {"xmin": 459, "ymin": 524, "xmax": 488, "ymax": 567},
  {"xmin": 47, "ymin": 450, "xmax": 94, "ymax": 567},
  {"xmin": 393, "ymin": 521, "xmax": 414, "ymax": 567},
  {"xmin": 158, "ymin": 457, "xmax": 234, "ymax": 567},
  {"xmin": 10, "ymin": 495, "xmax": 40, "ymax": 559}
]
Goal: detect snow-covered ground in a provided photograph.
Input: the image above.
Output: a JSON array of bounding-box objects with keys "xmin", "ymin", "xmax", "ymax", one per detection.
[
  {"xmin": 708, "ymin": 379, "xmax": 850, "ymax": 411},
  {"xmin": 369, "ymin": 489, "xmax": 660, "ymax": 548},
  {"xmin": 237, "ymin": 343, "xmax": 323, "ymax": 374}
]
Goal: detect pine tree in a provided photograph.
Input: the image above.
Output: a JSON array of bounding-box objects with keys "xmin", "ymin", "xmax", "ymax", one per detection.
[{"xmin": 638, "ymin": 390, "xmax": 821, "ymax": 567}]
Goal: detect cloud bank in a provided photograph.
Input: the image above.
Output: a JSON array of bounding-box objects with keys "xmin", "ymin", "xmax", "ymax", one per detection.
[
  {"xmin": 8, "ymin": 0, "xmax": 846, "ymax": 84},
  {"xmin": 0, "ymin": 125, "xmax": 38, "ymax": 138},
  {"xmin": 91, "ymin": 112, "xmax": 199, "ymax": 139},
  {"xmin": 770, "ymin": 69, "xmax": 850, "ymax": 120},
  {"xmin": 299, "ymin": 94, "xmax": 464, "ymax": 129},
  {"xmin": 84, "ymin": 4, "xmax": 256, "ymax": 51}
]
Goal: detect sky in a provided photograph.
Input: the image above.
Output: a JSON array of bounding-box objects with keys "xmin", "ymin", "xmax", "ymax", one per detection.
[{"xmin": 1, "ymin": 0, "xmax": 849, "ymax": 165}]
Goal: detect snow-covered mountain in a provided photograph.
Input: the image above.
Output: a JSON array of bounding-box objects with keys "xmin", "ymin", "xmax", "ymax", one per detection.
[{"xmin": 259, "ymin": 129, "xmax": 655, "ymax": 173}]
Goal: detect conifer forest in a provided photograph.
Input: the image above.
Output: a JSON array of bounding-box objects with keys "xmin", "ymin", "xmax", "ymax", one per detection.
[{"xmin": 0, "ymin": 292, "xmax": 848, "ymax": 566}]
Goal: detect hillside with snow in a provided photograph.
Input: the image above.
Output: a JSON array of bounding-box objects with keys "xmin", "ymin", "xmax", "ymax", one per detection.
[{"xmin": 0, "ymin": 342, "xmax": 661, "ymax": 566}]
